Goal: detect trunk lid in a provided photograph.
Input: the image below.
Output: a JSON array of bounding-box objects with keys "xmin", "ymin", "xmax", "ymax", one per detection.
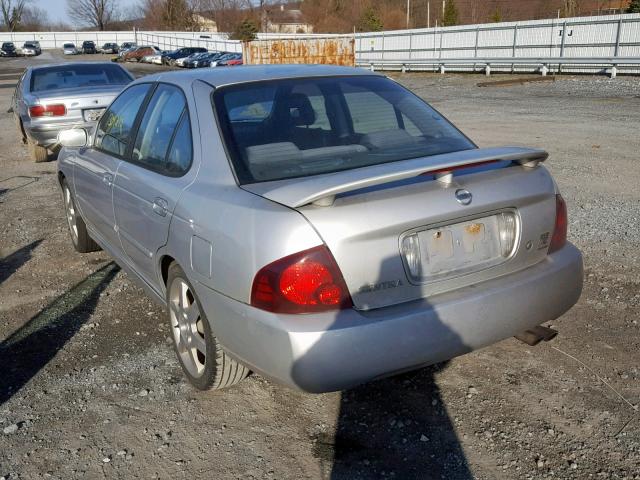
[
  {"xmin": 28, "ymin": 85, "xmax": 124, "ymax": 126},
  {"xmin": 243, "ymin": 147, "xmax": 558, "ymax": 310}
]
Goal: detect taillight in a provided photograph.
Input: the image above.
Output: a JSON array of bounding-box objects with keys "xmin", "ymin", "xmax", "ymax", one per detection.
[
  {"xmin": 548, "ymin": 194, "xmax": 568, "ymax": 254},
  {"xmin": 29, "ymin": 104, "xmax": 67, "ymax": 117},
  {"xmin": 251, "ymin": 245, "xmax": 353, "ymax": 314}
]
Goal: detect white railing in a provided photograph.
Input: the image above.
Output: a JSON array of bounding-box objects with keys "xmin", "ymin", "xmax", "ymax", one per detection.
[{"xmin": 2, "ymin": 12, "xmax": 640, "ymax": 74}]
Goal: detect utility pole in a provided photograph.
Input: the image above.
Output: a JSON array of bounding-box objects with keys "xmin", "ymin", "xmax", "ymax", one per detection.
[
  {"xmin": 406, "ymin": 0, "xmax": 411, "ymax": 29},
  {"xmin": 427, "ymin": 1, "xmax": 430, "ymax": 28}
]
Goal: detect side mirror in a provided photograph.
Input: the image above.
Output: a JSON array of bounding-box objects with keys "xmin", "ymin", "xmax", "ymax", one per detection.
[{"xmin": 58, "ymin": 128, "xmax": 87, "ymax": 148}]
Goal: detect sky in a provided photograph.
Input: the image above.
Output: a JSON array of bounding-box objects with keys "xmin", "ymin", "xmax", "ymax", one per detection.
[{"xmin": 35, "ymin": 0, "xmax": 72, "ymax": 25}]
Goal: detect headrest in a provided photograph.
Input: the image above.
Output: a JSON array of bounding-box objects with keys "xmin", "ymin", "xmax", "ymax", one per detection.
[{"xmin": 287, "ymin": 93, "xmax": 316, "ymax": 126}]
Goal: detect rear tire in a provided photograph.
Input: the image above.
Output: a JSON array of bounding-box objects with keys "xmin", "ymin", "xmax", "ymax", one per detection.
[
  {"xmin": 61, "ymin": 178, "xmax": 101, "ymax": 253},
  {"xmin": 166, "ymin": 262, "xmax": 250, "ymax": 391},
  {"xmin": 29, "ymin": 141, "xmax": 49, "ymax": 162},
  {"xmin": 15, "ymin": 116, "xmax": 26, "ymax": 144}
]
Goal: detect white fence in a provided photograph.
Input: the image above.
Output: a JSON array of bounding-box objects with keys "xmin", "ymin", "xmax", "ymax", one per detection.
[
  {"xmin": 136, "ymin": 31, "xmax": 241, "ymax": 53},
  {"xmin": 2, "ymin": 12, "xmax": 640, "ymax": 74},
  {"xmin": 356, "ymin": 13, "xmax": 640, "ymax": 73}
]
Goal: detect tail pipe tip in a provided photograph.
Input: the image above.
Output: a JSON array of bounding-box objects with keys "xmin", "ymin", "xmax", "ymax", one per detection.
[{"xmin": 514, "ymin": 325, "xmax": 558, "ymax": 346}]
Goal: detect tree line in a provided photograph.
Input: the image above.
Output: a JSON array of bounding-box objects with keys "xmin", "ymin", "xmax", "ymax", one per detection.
[{"xmin": 1, "ymin": 0, "xmax": 638, "ymax": 33}]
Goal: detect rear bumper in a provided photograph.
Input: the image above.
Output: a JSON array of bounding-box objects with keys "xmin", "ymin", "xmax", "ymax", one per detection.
[
  {"xmin": 195, "ymin": 243, "xmax": 583, "ymax": 393},
  {"xmin": 25, "ymin": 121, "xmax": 94, "ymax": 149}
]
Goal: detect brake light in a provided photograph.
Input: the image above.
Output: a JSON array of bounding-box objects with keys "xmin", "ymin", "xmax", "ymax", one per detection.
[
  {"xmin": 29, "ymin": 104, "xmax": 66, "ymax": 117},
  {"xmin": 548, "ymin": 194, "xmax": 568, "ymax": 254},
  {"xmin": 251, "ymin": 245, "xmax": 353, "ymax": 314}
]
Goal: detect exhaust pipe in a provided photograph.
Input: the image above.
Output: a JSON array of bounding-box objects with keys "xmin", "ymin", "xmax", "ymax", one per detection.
[{"xmin": 515, "ymin": 326, "xmax": 558, "ymax": 346}]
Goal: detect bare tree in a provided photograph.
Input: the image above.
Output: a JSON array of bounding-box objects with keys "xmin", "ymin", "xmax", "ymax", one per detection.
[
  {"xmin": 20, "ymin": 5, "xmax": 46, "ymax": 30},
  {"xmin": 1, "ymin": 0, "xmax": 30, "ymax": 32},
  {"xmin": 66, "ymin": 0, "xmax": 119, "ymax": 31}
]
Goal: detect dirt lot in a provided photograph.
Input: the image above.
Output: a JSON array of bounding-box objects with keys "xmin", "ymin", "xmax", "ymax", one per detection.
[{"xmin": 0, "ymin": 53, "xmax": 639, "ymax": 480}]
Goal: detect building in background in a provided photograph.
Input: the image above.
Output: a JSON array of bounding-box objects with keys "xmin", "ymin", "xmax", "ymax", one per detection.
[{"xmin": 266, "ymin": 4, "xmax": 313, "ymax": 34}]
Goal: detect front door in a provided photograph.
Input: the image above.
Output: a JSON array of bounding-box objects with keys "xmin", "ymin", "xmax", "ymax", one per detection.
[{"xmin": 112, "ymin": 83, "xmax": 195, "ymax": 291}]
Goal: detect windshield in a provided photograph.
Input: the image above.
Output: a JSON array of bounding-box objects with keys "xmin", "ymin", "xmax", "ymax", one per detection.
[
  {"xmin": 63, "ymin": 44, "xmax": 74, "ymax": 48},
  {"xmin": 213, "ymin": 75, "xmax": 475, "ymax": 184},
  {"xmin": 30, "ymin": 64, "xmax": 133, "ymax": 92}
]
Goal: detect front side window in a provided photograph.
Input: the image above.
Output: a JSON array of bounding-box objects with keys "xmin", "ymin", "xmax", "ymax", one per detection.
[
  {"xmin": 95, "ymin": 83, "xmax": 151, "ymax": 157},
  {"xmin": 131, "ymin": 84, "xmax": 192, "ymax": 175},
  {"xmin": 213, "ymin": 75, "xmax": 475, "ymax": 184}
]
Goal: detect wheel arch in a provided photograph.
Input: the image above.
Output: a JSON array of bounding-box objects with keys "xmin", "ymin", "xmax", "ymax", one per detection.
[{"xmin": 160, "ymin": 254, "xmax": 176, "ymax": 287}]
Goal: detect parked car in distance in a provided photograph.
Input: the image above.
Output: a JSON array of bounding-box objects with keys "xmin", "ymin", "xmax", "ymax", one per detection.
[
  {"xmin": 162, "ymin": 47, "xmax": 207, "ymax": 66},
  {"xmin": 196, "ymin": 51, "xmax": 228, "ymax": 68},
  {"xmin": 120, "ymin": 42, "xmax": 136, "ymax": 51},
  {"xmin": 63, "ymin": 43, "xmax": 78, "ymax": 55},
  {"xmin": 1, "ymin": 42, "xmax": 18, "ymax": 57},
  {"xmin": 11, "ymin": 62, "xmax": 134, "ymax": 162},
  {"xmin": 183, "ymin": 51, "xmax": 217, "ymax": 68},
  {"xmin": 21, "ymin": 41, "xmax": 41, "ymax": 56},
  {"xmin": 175, "ymin": 51, "xmax": 207, "ymax": 68},
  {"xmin": 55, "ymin": 65, "xmax": 583, "ymax": 393},
  {"xmin": 210, "ymin": 52, "xmax": 241, "ymax": 67},
  {"xmin": 100, "ymin": 42, "xmax": 119, "ymax": 54},
  {"xmin": 82, "ymin": 41, "xmax": 97, "ymax": 54},
  {"xmin": 217, "ymin": 53, "xmax": 243, "ymax": 66},
  {"xmin": 122, "ymin": 45, "xmax": 161, "ymax": 62},
  {"xmin": 141, "ymin": 53, "xmax": 163, "ymax": 65}
]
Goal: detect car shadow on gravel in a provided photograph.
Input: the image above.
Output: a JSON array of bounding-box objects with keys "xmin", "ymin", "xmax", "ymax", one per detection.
[
  {"xmin": 0, "ymin": 239, "xmax": 42, "ymax": 285},
  {"xmin": 325, "ymin": 364, "xmax": 473, "ymax": 480},
  {"xmin": 0, "ymin": 262, "xmax": 119, "ymax": 404},
  {"xmin": 295, "ymin": 257, "xmax": 474, "ymax": 479}
]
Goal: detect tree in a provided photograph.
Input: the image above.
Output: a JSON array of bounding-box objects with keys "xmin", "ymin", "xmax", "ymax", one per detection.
[
  {"xmin": 489, "ymin": 5, "xmax": 502, "ymax": 22},
  {"xmin": 357, "ymin": 6, "xmax": 383, "ymax": 32},
  {"xmin": 66, "ymin": 0, "xmax": 118, "ymax": 30},
  {"xmin": 141, "ymin": 0, "xmax": 198, "ymax": 30},
  {"xmin": 19, "ymin": 5, "xmax": 46, "ymax": 30},
  {"xmin": 628, "ymin": 0, "xmax": 640, "ymax": 13},
  {"xmin": 230, "ymin": 17, "xmax": 257, "ymax": 41},
  {"xmin": 442, "ymin": 0, "xmax": 458, "ymax": 26},
  {"xmin": 0, "ymin": 0, "xmax": 29, "ymax": 32}
]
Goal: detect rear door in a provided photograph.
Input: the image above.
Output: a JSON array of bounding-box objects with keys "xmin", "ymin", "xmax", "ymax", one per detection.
[
  {"xmin": 112, "ymin": 83, "xmax": 196, "ymax": 290},
  {"xmin": 73, "ymin": 83, "xmax": 152, "ymax": 251}
]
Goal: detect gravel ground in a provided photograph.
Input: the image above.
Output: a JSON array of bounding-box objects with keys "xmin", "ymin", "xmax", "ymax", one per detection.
[{"xmin": 0, "ymin": 54, "xmax": 639, "ymax": 480}]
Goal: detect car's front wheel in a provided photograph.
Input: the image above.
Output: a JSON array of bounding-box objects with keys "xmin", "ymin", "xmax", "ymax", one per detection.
[
  {"xmin": 61, "ymin": 179, "xmax": 100, "ymax": 253},
  {"xmin": 166, "ymin": 262, "xmax": 250, "ymax": 390}
]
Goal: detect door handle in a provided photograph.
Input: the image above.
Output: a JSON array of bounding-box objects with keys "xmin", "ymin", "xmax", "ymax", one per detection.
[
  {"xmin": 102, "ymin": 173, "xmax": 113, "ymax": 186},
  {"xmin": 152, "ymin": 198, "xmax": 168, "ymax": 217}
]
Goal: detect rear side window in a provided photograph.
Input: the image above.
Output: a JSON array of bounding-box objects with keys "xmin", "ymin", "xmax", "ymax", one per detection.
[
  {"xmin": 95, "ymin": 83, "xmax": 151, "ymax": 157},
  {"xmin": 213, "ymin": 75, "xmax": 475, "ymax": 184},
  {"xmin": 30, "ymin": 64, "xmax": 132, "ymax": 92},
  {"xmin": 166, "ymin": 115, "xmax": 193, "ymax": 175},
  {"xmin": 131, "ymin": 84, "xmax": 192, "ymax": 175}
]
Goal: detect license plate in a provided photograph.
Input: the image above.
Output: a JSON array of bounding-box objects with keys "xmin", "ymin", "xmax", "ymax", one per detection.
[
  {"xmin": 83, "ymin": 108, "xmax": 105, "ymax": 122},
  {"xmin": 402, "ymin": 212, "xmax": 517, "ymax": 283}
]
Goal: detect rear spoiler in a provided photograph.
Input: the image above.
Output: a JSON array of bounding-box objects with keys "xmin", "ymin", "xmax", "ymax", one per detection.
[{"xmin": 243, "ymin": 147, "xmax": 548, "ymax": 208}]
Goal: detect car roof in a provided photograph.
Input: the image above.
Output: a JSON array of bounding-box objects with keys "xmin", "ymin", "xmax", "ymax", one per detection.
[
  {"xmin": 134, "ymin": 64, "xmax": 379, "ymax": 89},
  {"xmin": 27, "ymin": 62, "xmax": 130, "ymax": 72}
]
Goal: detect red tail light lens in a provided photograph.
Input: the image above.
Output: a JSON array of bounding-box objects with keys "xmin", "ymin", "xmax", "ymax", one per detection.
[
  {"xmin": 29, "ymin": 104, "xmax": 67, "ymax": 117},
  {"xmin": 251, "ymin": 245, "xmax": 353, "ymax": 314},
  {"xmin": 548, "ymin": 194, "xmax": 568, "ymax": 254}
]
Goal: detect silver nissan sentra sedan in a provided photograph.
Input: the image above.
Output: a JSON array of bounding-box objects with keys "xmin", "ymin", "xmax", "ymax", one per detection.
[
  {"xmin": 11, "ymin": 62, "xmax": 134, "ymax": 162},
  {"xmin": 55, "ymin": 65, "xmax": 583, "ymax": 393}
]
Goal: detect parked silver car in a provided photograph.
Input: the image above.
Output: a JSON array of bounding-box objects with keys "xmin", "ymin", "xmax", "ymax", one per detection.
[
  {"xmin": 56, "ymin": 65, "xmax": 583, "ymax": 393},
  {"xmin": 62, "ymin": 43, "xmax": 78, "ymax": 55},
  {"xmin": 11, "ymin": 62, "xmax": 134, "ymax": 161}
]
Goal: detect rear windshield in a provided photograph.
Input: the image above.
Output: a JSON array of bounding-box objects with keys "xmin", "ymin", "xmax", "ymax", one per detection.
[
  {"xmin": 30, "ymin": 64, "xmax": 132, "ymax": 92},
  {"xmin": 213, "ymin": 75, "xmax": 475, "ymax": 184}
]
